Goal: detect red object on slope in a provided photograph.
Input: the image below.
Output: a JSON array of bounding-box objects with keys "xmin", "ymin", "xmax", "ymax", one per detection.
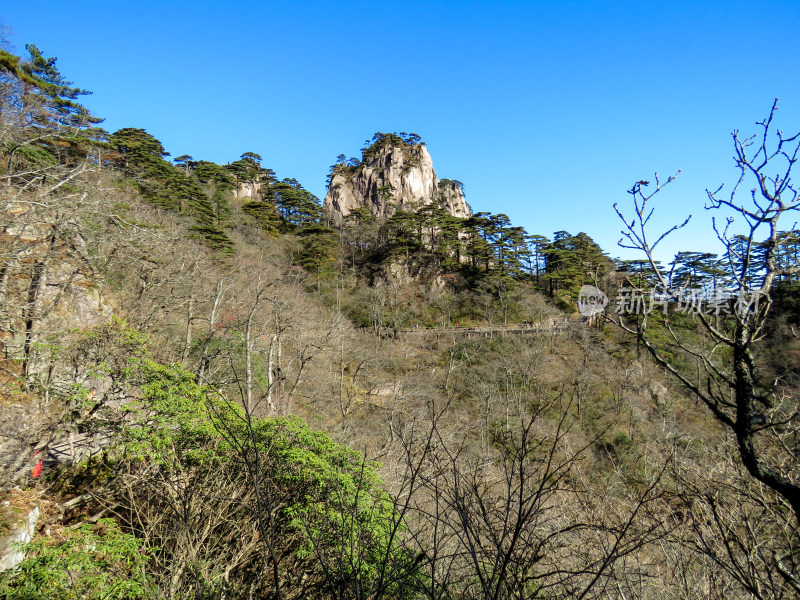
[{"xmin": 32, "ymin": 459, "xmax": 42, "ymax": 477}]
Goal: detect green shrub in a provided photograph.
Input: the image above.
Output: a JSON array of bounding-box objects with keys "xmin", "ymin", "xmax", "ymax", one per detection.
[{"xmin": 0, "ymin": 519, "xmax": 153, "ymax": 600}]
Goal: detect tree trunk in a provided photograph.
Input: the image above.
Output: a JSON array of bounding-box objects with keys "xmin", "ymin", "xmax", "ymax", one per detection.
[{"xmin": 182, "ymin": 296, "xmax": 194, "ymax": 365}]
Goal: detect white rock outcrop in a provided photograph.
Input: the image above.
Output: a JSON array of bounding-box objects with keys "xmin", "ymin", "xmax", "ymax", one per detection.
[
  {"xmin": 0, "ymin": 506, "xmax": 39, "ymax": 571},
  {"xmin": 324, "ymin": 140, "xmax": 471, "ymax": 223},
  {"xmin": 233, "ymin": 180, "xmax": 262, "ymax": 199}
]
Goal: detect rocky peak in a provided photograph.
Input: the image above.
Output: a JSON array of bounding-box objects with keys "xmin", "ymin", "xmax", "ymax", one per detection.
[{"xmin": 323, "ymin": 133, "xmax": 471, "ymax": 223}]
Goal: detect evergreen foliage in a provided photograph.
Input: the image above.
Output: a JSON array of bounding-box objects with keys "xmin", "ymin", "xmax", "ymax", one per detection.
[
  {"xmin": 191, "ymin": 159, "xmax": 235, "ymax": 190},
  {"xmin": 108, "ymin": 128, "xmax": 233, "ymax": 252},
  {"xmin": 0, "ymin": 44, "xmax": 105, "ymax": 172},
  {"xmin": 357, "ymin": 132, "xmax": 423, "ymax": 163},
  {"xmin": 0, "ymin": 519, "xmax": 153, "ymax": 600},
  {"xmin": 543, "ymin": 230, "xmax": 610, "ymax": 296},
  {"xmin": 108, "ymin": 327, "xmax": 418, "ymax": 597},
  {"xmin": 19, "ymin": 45, "xmax": 104, "ymax": 135},
  {"xmin": 242, "ymin": 199, "xmax": 284, "ymax": 235},
  {"xmin": 6, "ymin": 37, "xmax": 800, "ymax": 600}
]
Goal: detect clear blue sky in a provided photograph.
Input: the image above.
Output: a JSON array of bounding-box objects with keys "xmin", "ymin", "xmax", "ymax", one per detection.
[{"xmin": 4, "ymin": 1, "xmax": 800, "ymax": 262}]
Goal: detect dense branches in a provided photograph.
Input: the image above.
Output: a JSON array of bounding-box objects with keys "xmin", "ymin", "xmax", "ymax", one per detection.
[{"xmin": 613, "ymin": 100, "xmax": 800, "ymax": 595}]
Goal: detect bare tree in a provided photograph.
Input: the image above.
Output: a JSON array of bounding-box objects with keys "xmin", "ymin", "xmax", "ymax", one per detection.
[
  {"xmin": 667, "ymin": 443, "xmax": 800, "ymax": 600},
  {"xmin": 114, "ymin": 446, "xmax": 264, "ymax": 599},
  {"xmin": 613, "ymin": 99, "xmax": 800, "ymax": 593},
  {"xmin": 397, "ymin": 394, "xmax": 669, "ymax": 600}
]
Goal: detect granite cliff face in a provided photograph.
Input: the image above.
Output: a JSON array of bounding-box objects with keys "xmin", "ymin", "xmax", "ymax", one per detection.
[
  {"xmin": 324, "ymin": 136, "xmax": 471, "ymax": 223},
  {"xmin": 233, "ymin": 179, "xmax": 263, "ymax": 199},
  {"xmin": 0, "ymin": 202, "xmax": 115, "ymax": 497},
  {"xmin": 0, "ymin": 211, "xmax": 112, "ymax": 371}
]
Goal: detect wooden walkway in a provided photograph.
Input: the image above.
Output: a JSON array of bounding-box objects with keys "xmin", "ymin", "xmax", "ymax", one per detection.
[
  {"xmin": 44, "ymin": 431, "xmax": 111, "ymax": 466},
  {"xmin": 393, "ymin": 322, "xmax": 569, "ymax": 338}
]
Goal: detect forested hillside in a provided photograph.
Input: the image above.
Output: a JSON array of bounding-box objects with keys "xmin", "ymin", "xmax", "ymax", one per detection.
[{"xmin": 0, "ymin": 43, "xmax": 799, "ymax": 600}]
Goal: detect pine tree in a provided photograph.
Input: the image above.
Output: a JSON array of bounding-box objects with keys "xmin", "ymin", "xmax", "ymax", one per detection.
[
  {"xmin": 108, "ymin": 128, "xmax": 233, "ymax": 252},
  {"xmin": 1, "ymin": 45, "xmax": 105, "ymax": 171},
  {"xmin": 20, "ymin": 45, "xmax": 104, "ymax": 135},
  {"xmin": 543, "ymin": 231, "xmax": 608, "ymax": 297},
  {"xmin": 525, "ymin": 234, "xmax": 550, "ymax": 282},
  {"xmin": 434, "ymin": 213, "xmax": 465, "ymax": 269},
  {"xmin": 463, "ymin": 212, "xmax": 494, "ymax": 272},
  {"xmin": 192, "ymin": 160, "xmax": 235, "ymax": 190}
]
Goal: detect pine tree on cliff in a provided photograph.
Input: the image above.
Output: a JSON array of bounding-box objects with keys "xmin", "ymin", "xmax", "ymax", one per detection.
[
  {"xmin": 1, "ymin": 44, "xmax": 105, "ymax": 170},
  {"xmin": 108, "ymin": 128, "xmax": 233, "ymax": 252},
  {"xmin": 19, "ymin": 45, "xmax": 104, "ymax": 136}
]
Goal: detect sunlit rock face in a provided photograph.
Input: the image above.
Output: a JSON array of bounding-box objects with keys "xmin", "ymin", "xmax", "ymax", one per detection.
[
  {"xmin": 233, "ymin": 180, "xmax": 262, "ymax": 199},
  {"xmin": 324, "ymin": 140, "xmax": 471, "ymax": 223},
  {"xmin": 0, "ymin": 213, "xmax": 112, "ymax": 369}
]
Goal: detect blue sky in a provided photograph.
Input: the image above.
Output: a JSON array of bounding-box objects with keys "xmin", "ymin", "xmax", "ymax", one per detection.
[{"xmin": 4, "ymin": 1, "xmax": 800, "ymax": 262}]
